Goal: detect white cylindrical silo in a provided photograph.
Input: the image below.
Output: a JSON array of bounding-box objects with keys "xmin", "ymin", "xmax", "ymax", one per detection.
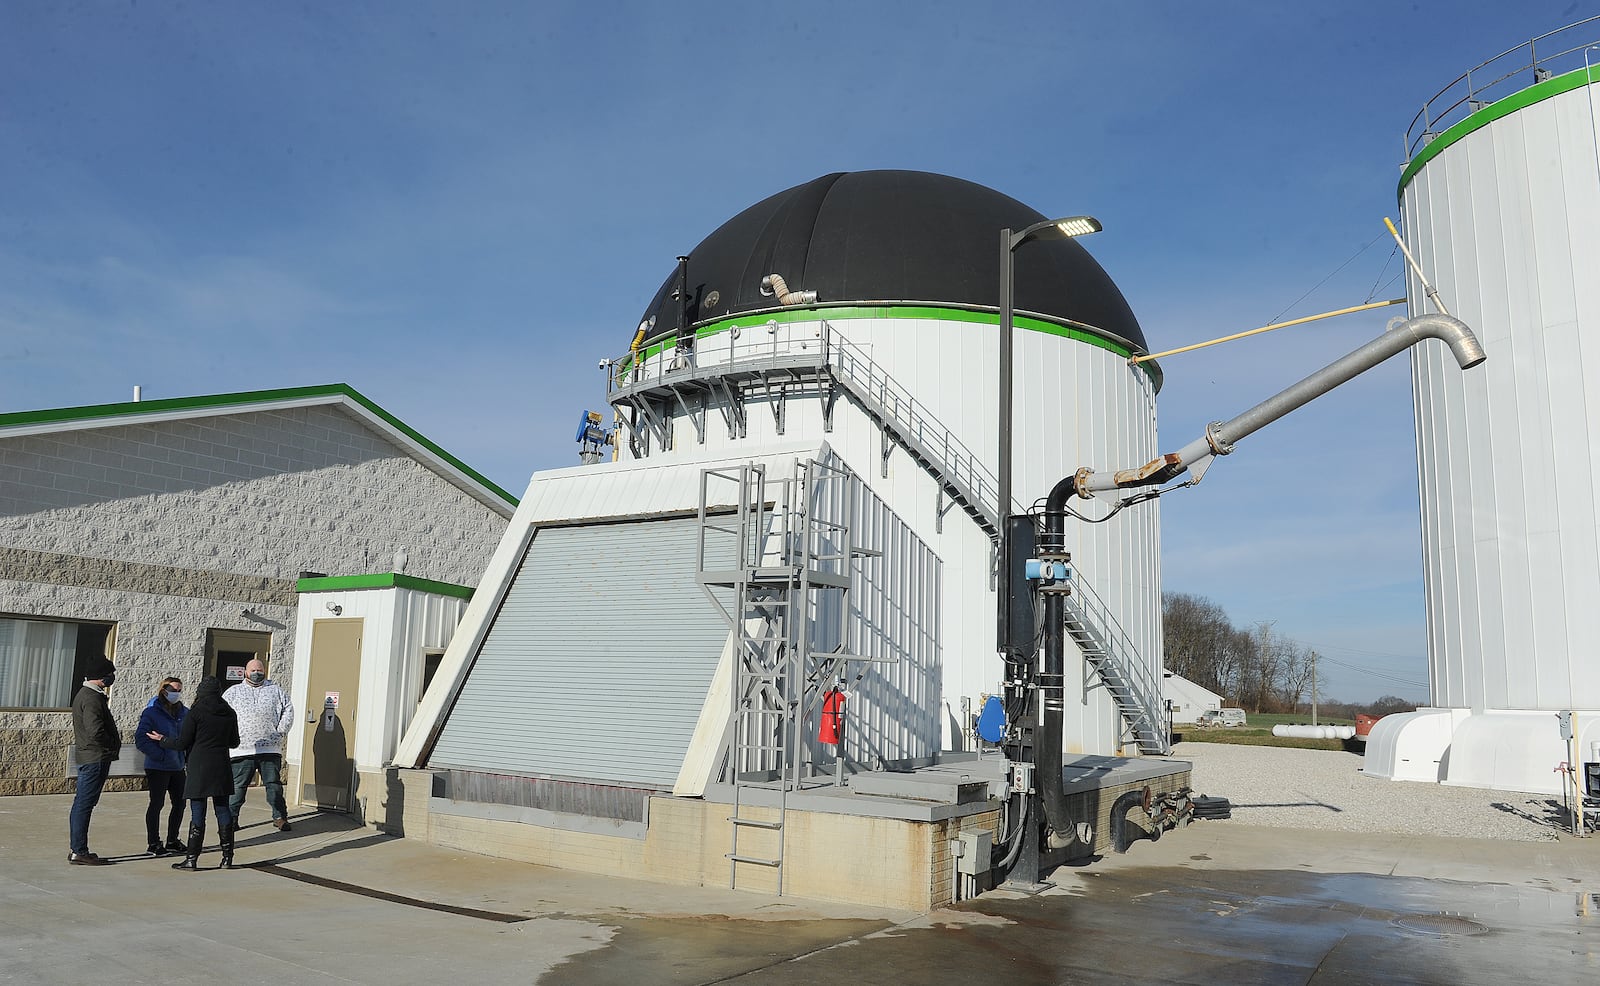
[{"xmin": 1383, "ymin": 53, "xmax": 1600, "ymax": 793}]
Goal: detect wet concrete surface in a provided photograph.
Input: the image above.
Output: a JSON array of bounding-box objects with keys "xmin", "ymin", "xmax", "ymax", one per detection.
[
  {"xmin": 550, "ymin": 866, "xmax": 1598, "ymax": 985},
  {"xmin": 4, "ymin": 791, "xmax": 1598, "ymax": 984}
]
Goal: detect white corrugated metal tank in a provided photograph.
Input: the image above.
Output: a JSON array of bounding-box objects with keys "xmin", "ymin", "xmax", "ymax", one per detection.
[
  {"xmin": 629, "ymin": 311, "xmax": 1161, "ymax": 756},
  {"xmin": 1402, "ymin": 70, "xmax": 1600, "ymax": 715}
]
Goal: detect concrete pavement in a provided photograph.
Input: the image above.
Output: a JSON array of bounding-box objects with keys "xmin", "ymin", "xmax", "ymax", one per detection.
[{"xmin": 3, "ymin": 790, "xmax": 1598, "ymax": 984}]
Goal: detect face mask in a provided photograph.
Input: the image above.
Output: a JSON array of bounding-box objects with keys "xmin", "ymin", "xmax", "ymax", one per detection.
[
  {"xmin": 102, "ymin": 673, "xmax": 116, "ymax": 687},
  {"xmin": 164, "ymin": 689, "xmax": 182, "ymax": 704},
  {"xmin": 246, "ymin": 671, "xmax": 266, "ymax": 685}
]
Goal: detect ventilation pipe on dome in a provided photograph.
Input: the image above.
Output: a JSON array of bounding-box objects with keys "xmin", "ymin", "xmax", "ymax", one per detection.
[{"xmin": 761, "ymin": 273, "xmax": 818, "ymax": 306}]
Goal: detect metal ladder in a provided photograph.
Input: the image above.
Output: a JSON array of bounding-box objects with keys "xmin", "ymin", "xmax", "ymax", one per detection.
[
  {"xmin": 1061, "ymin": 576, "xmax": 1171, "ymax": 755},
  {"xmin": 696, "ymin": 459, "xmax": 856, "ymax": 893}
]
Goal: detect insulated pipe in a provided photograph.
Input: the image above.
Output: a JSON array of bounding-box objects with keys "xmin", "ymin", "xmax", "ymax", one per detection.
[
  {"xmin": 761, "ymin": 273, "xmax": 818, "ymax": 306},
  {"xmin": 1074, "ymin": 313, "xmax": 1486, "ymax": 496}
]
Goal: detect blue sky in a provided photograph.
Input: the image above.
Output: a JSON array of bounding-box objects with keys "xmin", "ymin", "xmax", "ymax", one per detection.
[{"xmin": 4, "ymin": 1, "xmax": 1594, "ymax": 701}]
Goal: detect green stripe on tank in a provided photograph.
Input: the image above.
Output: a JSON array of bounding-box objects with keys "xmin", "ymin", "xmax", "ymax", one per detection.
[{"xmin": 625, "ymin": 305, "xmax": 1163, "ymax": 390}]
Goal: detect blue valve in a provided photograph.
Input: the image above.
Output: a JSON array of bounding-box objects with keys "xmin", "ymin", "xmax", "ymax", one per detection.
[{"xmin": 1025, "ymin": 559, "xmax": 1071, "ymax": 582}]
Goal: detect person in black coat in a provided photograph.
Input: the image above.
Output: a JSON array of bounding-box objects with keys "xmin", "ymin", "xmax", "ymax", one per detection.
[{"xmin": 145, "ymin": 676, "xmax": 240, "ymax": 871}]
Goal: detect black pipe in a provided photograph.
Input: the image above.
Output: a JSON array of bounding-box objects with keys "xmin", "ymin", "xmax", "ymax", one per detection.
[
  {"xmin": 1035, "ymin": 475, "xmax": 1081, "ymax": 846},
  {"xmin": 675, "ymin": 256, "xmax": 691, "ymax": 339}
]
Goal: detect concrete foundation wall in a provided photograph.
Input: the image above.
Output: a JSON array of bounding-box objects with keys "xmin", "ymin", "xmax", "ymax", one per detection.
[{"xmin": 385, "ymin": 768, "xmax": 1003, "ymax": 911}]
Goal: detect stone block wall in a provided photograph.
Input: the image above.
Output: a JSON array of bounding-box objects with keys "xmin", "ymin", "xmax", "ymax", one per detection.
[{"xmin": 1, "ymin": 403, "xmax": 509, "ymax": 794}]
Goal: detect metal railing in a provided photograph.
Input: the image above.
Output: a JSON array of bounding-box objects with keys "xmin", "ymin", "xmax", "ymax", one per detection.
[
  {"xmin": 820, "ymin": 324, "xmax": 1005, "ymax": 529},
  {"xmin": 606, "ymin": 320, "xmax": 1008, "ymax": 535},
  {"xmin": 1405, "ymin": 16, "xmax": 1600, "ymax": 162},
  {"xmin": 1062, "ymin": 575, "xmax": 1169, "ymax": 755}
]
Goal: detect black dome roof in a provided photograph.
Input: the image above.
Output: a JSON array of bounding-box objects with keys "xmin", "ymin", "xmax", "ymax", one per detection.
[{"xmin": 637, "ymin": 170, "xmax": 1146, "ymax": 352}]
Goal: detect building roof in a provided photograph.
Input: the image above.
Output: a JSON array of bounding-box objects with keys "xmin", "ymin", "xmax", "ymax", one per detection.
[
  {"xmin": 637, "ymin": 170, "xmax": 1147, "ymax": 352},
  {"xmin": 0, "ymin": 383, "xmax": 517, "ymax": 516}
]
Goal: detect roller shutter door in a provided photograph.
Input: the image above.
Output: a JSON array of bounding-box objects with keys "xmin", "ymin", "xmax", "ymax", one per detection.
[{"xmin": 428, "ymin": 516, "xmax": 732, "ymax": 787}]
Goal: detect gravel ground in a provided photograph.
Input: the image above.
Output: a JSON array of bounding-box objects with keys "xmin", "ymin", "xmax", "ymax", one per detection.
[{"xmin": 1175, "ymin": 741, "xmax": 1580, "ymax": 842}]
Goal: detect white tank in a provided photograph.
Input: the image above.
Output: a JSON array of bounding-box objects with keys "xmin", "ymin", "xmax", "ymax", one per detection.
[
  {"xmin": 1381, "ymin": 54, "xmax": 1600, "ymax": 793},
  {"xmin": 625, "ymin": 311, "xmax": 1161, "ymax": 757}
]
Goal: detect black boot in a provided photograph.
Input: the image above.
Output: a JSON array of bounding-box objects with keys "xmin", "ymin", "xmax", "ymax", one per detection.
[
  {"xmin": 219, "ymin": 825, "xmax": 235, "ymax": 870},
  {"xmin": 171, "ymin": 824, "xmax": 203, "ymax": 871}
]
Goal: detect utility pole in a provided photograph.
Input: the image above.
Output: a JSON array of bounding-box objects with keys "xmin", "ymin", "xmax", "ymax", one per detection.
[{"xmin": 1310, "ymin": 650, "xmax": 1319, "ymax": 726}]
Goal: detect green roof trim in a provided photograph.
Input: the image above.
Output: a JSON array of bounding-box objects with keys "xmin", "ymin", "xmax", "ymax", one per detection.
[
  {"xmin": 1399, "ymin": 64, "xmax": 1600, "ymax": 196},
  {"xmin": 626, "ymin": 305, "xmax": 1163, "ymax": 390},
  {"xmin": 296, "ymin": 572, "xmax": 475, "ymax": 599},
  {"xmin": 0, "ymin": 383, "xmax": 518, "ymax": 508}
]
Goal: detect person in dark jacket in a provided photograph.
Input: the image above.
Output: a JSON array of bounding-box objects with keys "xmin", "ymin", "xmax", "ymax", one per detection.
[
  {"xmin": 134, "ymin": 677, "xmax": 189, "ymax": 856},
  {"xmin": 145, "ymin": 676, "xmax": 240, "ymax": 871},
  {"xmin": 68, "ymin": 655, "xmax": 120, "ymax": 866}
]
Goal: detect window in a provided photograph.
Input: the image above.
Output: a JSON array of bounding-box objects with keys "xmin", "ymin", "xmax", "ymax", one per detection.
[
  {"xmin": 420, "ymin": 649, "xmax": 446, "ymax": 702},
  {"xmin": 0, "ymin": 616, "xmax": 116, "ymax": 709}
]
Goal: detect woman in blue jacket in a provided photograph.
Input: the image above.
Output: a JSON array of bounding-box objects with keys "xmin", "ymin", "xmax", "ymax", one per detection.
[{"xmin": 134, "ymin": 677, "xmax": 187, "ymax": 856}]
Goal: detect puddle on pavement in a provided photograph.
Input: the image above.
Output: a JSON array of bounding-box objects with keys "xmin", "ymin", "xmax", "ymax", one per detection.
[
  {"xmin": 542, "ymin": 867, "xmax": 1597, "ymax": 985},
  {"xmin": 536, "ymin": 914, "xmax": 893, "ymax": 986}
]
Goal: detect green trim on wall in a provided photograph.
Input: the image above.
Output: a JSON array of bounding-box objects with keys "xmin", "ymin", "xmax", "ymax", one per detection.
[
  {"xmin": 1399, "ymin": 64, "xmax": 1600, "ymax": 195},
  {"xmin": 0, "ymin": 383, "xmax": 518, "ymax": 507},
  {"xmin": 295, "ymin": 572, "xmax": 475, "ymax": 599},
  {"xmin": 627, "ymin": 304, "xmax": 1164, "ymax": 390}
]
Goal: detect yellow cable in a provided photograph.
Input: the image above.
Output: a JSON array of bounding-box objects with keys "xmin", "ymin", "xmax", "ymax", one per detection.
[{"xmin": 1129, "ymin": 298, "xmax": 1407, "ymax": 364}]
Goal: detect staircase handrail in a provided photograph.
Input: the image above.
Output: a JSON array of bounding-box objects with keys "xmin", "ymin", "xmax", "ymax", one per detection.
[
  {"xmin": 1065, "ymin": 576, "xmax": 1168, "ymax": 753},
  {"xmin": 822, "ymin": 328, "xmax": 1001, "ymax": 514}
]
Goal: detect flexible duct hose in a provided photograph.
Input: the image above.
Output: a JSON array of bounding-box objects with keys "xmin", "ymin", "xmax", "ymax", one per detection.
[{"xmin": 762, "ymin": 273, "xmax": 818, "ymax": 306}]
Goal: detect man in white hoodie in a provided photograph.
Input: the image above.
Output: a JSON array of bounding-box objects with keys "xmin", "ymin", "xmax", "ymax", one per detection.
[{"xmin": 224, "ymin": 659, "xmax": 296, "ymax": 832}]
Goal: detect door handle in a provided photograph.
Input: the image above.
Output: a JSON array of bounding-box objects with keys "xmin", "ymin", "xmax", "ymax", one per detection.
[{"xmin": 307, "ymin": 713, "xmax": 317, "ymax": 723}]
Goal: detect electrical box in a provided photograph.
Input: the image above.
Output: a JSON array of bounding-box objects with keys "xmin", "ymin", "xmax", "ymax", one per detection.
[
  {"xmin": 1001, "ymin": 515, "xmax": 1037, "ymax": 658},
  {"xmin": 1558, "ymin": 710, "xmax": 1573, "ymax": 741},
  {"xmin": 1011, "ymin": 760, "xmax": 1034, "ymax": 794},
  {"xmin": 954, "ymin": 829, "xmax": 992, "ymax": 875}
]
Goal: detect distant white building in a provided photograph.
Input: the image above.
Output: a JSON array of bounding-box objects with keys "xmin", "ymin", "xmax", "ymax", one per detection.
[{"xmin": 1162, "ymin": 673, "xmax": 1221, "ymax": 722}]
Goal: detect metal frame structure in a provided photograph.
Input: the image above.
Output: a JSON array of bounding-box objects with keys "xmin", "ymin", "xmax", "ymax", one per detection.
[{"xmin": 696, "ymin": 458, "xmax": 861, "ymax": 894}]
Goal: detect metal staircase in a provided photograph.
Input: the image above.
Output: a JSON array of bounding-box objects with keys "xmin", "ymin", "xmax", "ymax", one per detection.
[
  {"xmin": 823, "ymin": 332, "xmax": 1001, "ymax": 542},
  {"xmin": 695, "ymin": 459, "xmax": 856, "ymax": 894},
  {"xmin": 1061, "ymin": 576, "xmax": 1171, "ymax": 755}
]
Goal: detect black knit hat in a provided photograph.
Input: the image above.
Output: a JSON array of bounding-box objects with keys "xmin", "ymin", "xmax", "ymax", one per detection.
[{"xmin": 83, "ymin": 656, "xmax": 116, "ymax": 681}]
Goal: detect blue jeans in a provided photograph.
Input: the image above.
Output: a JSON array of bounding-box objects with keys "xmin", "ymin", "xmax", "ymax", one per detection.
[
  {"xmin": 228, "ymin": 753, "xmax": 287, "ymax": 824},
  {"xmin": 69, "ymin": 759, "xmax": 111, "ymax": 855},
  {"xmin": 189, "ymin": 796, "xmax": 234, "ymax": 833}
]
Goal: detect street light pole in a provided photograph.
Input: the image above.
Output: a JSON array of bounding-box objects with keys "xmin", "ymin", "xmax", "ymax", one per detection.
[{"xmin": 995, "ymin": 215, "xmax": 1103, "ymax": 651}]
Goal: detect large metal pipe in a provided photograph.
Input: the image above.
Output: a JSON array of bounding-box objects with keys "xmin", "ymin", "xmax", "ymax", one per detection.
[
  {"xmin": 1034, "ymin": 476, "xmax": 1088, "ymax": 849},
  {"xmin": 1074, "ymin": 313, "xmax": 1485, "ymax": 496},
  {"xmin": 1022, "ymin": 312, "xmax": 1485, "ymax": 851}
]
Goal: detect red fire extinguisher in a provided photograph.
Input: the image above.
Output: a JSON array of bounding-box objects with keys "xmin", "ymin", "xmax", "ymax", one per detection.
[{"xmin": 819, "ymin": 688, "xmax": 845, "ymax": 745}]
